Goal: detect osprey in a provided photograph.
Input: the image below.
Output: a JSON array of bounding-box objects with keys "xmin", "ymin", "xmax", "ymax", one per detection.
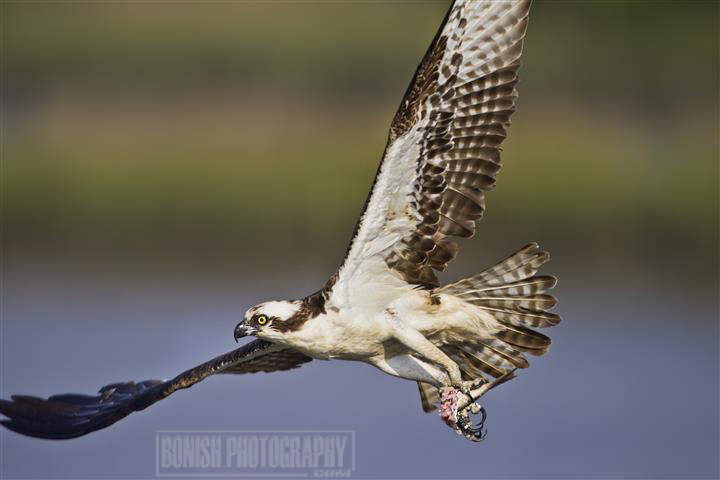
[{"xmin": 0, "ymin": 0, "xmax": 559, "ymax": 442}]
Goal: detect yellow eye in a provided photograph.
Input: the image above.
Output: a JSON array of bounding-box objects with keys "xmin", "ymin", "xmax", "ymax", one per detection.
[{"xmin": 256, "ymin": 315, "xmax": 268, "ymax": 325}]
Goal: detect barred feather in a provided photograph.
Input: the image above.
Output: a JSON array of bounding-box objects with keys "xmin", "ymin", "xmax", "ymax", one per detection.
[
  {"xmin": 433, "ymin": 243, "xmax": 559, "ymax": 383},
  {"xmin": 445, "ymin": 346, "xmax": 505, "ymax": 379},
  {"xmin": 475, "ymin": 306, "xmax": 560, "ymax": 328},
  {"xmin": 496, "ymin": 324, "xmax": 551, "ymax": 354},
  {"xmin": 460, "ymin": 293, "xmax": 556, "ymax": 311},
  {"xmin": 442, "ymin": 243, "xmax": 550, "ymax": 291},
  {"xmin": 337, "ymin": 0, "xmax": 534, "ymax": 287},
  {"xmin": 417, "ymin": 382, "xmax": 440, "ymax": 413},
  {"xmin": 459, "ymin": 275, "xmax": 557, "ymax": 297},
  {"xmin": 479, "ymin": 339, "xmax": 529, "ymax": 369},
  {"xmin": 458, "ymin": 343, "xmax": 516, "ymax": 372}
]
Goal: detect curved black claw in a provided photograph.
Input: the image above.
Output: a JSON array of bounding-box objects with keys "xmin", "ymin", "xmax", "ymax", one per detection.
[{"xmin": 456, "ymin": 404, "xmax": 487, "ymax": 442}]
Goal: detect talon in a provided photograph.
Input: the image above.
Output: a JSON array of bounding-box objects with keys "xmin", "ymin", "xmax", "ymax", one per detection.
[
  {"xmin": 475, "ymin": 405, "xmax": 487, "ymax": 430},
  {"xmin": 456, "ymin": 404, "xmax": 487, "ymax": 442},
  {"xmin": 439, "ymin": 385, "xmax": 488, "ymax": 442}
]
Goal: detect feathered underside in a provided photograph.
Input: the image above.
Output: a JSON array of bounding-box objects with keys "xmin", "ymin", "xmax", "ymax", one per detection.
[{"xmin": 332, "ymin": 0, "xmax": 532, "ymax": 294}]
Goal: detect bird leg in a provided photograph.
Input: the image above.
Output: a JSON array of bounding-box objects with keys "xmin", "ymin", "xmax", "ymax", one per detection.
[
  {"xmin": 383, "ymin": 308, "xmax": 463, "ymax": 387},
  {"xmin": 458, "ymin": 368, "xmax": 517, "ymax": 412},
  {"xmin": 380, "ymin": 309, "xmax": 517, "ymax": 441}
]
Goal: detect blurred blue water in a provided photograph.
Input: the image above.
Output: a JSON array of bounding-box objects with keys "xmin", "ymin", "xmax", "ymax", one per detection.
[{"xmin": 1, "ymin": 268, "xmax": 717, "ymax": 479}]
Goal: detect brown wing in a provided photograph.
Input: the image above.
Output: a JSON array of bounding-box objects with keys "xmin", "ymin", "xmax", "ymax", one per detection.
[
  {"xmin": 219, "ymin": 344, "xmax": 312, "ymax": 374},
  {"xmin": 0, "ymin": 340, "xmax": 311, "ymax": 439},
  {"xmin": 337, "ymin": 0, "xmax": 533, "ymax": 289},
  {"xmin": 388, "ymin": 0, "xmax": 532, "ymax": 286}
]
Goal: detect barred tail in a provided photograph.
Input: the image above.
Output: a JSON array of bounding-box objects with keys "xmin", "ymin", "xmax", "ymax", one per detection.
[
  {"xmin": 417, "ymin": 243, "xmax": 560, "ymax": 412},
  {"xmin": 439, "ymin": 242, "xmax": 559, "ymax": 348}
]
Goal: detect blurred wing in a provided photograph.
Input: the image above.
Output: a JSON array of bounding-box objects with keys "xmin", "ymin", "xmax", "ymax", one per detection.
[
  {"xmin": 0, "ymin": 340, "xmax": 311, "ymax": 439},
  {"xmin": 333, "ymin": 0, "xmax": 531, "ymax": 292}
]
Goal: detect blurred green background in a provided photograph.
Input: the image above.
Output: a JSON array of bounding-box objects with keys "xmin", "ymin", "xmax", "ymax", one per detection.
[
  {"xmin": 4, "ymin": 1, "xmax": 717, "ymax": 284},
  {"xmin": 1, "ymin": 2, "xmax": 718, "ymax": 478}
]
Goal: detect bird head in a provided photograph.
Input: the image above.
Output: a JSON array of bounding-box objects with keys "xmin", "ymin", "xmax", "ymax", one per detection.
[{"xmin": 234, "ymin": 300, "xmax": 301, "ymax": 342}]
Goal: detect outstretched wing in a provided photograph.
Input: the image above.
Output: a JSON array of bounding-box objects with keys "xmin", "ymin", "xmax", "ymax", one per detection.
[
  {"xmin": 0, "ymin": 340, "xmax": 311, "ymax": 439},
  {"xmin": 332, "ymin": 0, "xmax": 531, "ymax": 297}
]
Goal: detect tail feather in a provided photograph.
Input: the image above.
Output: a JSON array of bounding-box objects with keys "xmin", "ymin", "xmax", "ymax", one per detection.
[
  {"xmin": 417, "ymin": 382, "xmax": 439, "ymax": 413},
  {"xmin": 453, "ymin": 243, "xmax": 549, "ymax": 288},
  {"xmin": 451, "ymin": 347, "xmax": 506, "ymax": 378},
  {"xmin": 434, "ymin": 243, "xmax": 559, "ymax": 386},
  {"xmin": 458, "ymin": 344, "xmax": 517, "ymax": 373},
  {"xmin": 457, "ymin": 275, "xmax": 557, "ymax": 297},
  {"xmin": 478, "ymin": 339, "xmax": 529, "ymax": 369},
  {"xmin": 439, "ymin": 243, "xmax": 559, "ymax": 333},
  {"xmin": 478, "ymin": 305, "xmax": 560, "ymax": 328},
  {"xmin": 467, "ymin": 294, "xmax": 557, "ymax": 311},
  {"xmin": 495, "ymin": 324, "xmax": 551, "ymax": 352}
]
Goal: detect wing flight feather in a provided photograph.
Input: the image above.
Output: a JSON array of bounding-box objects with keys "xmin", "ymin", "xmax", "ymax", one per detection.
[
  {"xmin": 0, "ymin": 340, "xmax": 311, "ymax": 439},
  {"xmin": 334, "ymin": 0, "xmax": 532, "ymax": 291}
]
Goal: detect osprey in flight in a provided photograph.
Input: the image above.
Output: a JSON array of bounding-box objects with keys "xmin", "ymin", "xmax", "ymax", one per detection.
[{"xmin": 1, "ymin": 0, "xmax": 559, "ymax": 442}]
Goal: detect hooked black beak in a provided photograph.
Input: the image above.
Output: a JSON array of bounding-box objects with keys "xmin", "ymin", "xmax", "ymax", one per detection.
[{"xmin": 234, "ymin": 322, "xmax": 249, "ymax": 343}]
